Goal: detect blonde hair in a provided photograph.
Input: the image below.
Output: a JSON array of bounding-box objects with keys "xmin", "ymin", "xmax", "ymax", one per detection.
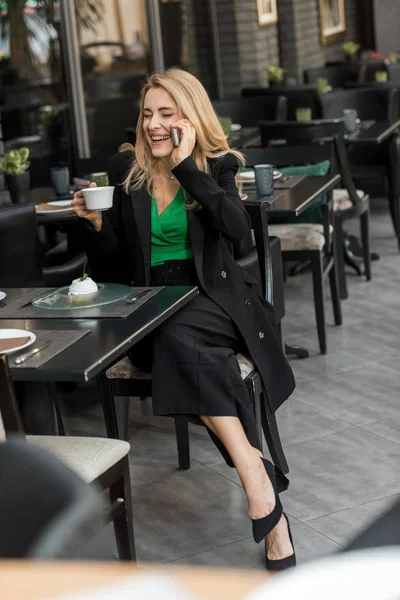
[{"xmin": 123, "ymin": 68, "xmax": 244, "ymax": 207}]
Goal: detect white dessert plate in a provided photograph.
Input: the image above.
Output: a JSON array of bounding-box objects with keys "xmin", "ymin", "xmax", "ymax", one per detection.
[
  {"xmin": 0, "ymin": 329, "xmax": 36, "ymax": 355},
  {"xmin": 239, "ymin": 170, "xmax": 282, "ymax": 181},
  {"xmin": 36, "ymin": 200, "xmax": 74, "ymax": 214},
  {"xmin": 0, "ymin": 291, "xmax": 6, "ymax": 301}
]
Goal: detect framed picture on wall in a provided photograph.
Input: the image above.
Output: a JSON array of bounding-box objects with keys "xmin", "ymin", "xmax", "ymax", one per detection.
[
  {"xmin": 319, "ymin": 0, "xmax": 346, "ymax": 45},
  {"xmin": 257, "ymin": 0, "xmax": 278, "ymax": 25}
]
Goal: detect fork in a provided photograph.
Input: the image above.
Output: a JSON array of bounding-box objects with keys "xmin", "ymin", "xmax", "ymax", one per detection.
[{"xmin": 124, "ymin": 290, "xmax": 152, "ymax": 304}]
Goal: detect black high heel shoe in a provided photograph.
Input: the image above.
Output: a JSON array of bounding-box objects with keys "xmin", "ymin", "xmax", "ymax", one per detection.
[
  {"xmin": 265, "ymin": 513, "xmax": 296, "ymax": 572},
  {"xmin": 251, "ymin": 458, "xmax": 296, "ymax": 571}
]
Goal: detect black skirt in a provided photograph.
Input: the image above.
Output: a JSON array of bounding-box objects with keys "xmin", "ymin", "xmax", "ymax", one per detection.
[{"xmin": 127, "ymin": 259, "xmax": 262, "ymax": 466}]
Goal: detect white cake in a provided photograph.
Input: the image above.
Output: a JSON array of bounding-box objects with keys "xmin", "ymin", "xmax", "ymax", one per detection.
[{"xmin": 68, "ymin": 276, "xmax": 98, "ymax": 297}]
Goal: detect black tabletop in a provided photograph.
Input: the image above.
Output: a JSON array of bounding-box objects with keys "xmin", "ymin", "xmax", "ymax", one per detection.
[
  {"xmin": 0, "ymin": 286, "xmax": 198, "ymax": 383},
  {"xmin": 243, "ymin": 174, "xmax": 341, "ymax": 218},
  {"xmin": 345, "ymin": 119, "xmax": 400, "ymax": 145}
]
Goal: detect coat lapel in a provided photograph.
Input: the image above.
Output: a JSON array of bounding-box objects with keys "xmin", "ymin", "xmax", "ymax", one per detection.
[{"xmin": 130, "ymin": 188, "xmax": 151, "ymax": 286}]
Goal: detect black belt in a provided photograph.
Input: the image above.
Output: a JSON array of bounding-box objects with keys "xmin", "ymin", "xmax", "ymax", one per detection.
[{"xmin": 150, "ymin": 259, "xmax": 197, "ymax": 285}]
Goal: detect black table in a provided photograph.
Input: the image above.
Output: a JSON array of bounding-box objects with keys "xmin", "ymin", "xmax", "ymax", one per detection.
[
  {"xmin": 1, "ymin": 285, "xmax": 198, "ymax": 433},
  {"xmin": 243, "ymin": 174, "xmax": 341, "ymax": 218},
  {"xmin": 345, "ymin": 119, "xmax": 400, "ymax": 145}
]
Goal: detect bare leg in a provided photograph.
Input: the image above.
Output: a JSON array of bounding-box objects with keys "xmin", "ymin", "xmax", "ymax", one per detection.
[{"xmin": 200, "ymin": 415, "xmax": 293, "ymax": 560}]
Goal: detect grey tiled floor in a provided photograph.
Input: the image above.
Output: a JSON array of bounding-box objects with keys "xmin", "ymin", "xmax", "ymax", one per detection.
[{"xmin": 63, "ymin": 198, "xmax": 400, "ymax": 567}]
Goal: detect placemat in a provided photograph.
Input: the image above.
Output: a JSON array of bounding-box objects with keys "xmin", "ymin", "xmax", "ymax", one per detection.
[
  {"xmin": 274, "ymin": 174, "xmax": 307, "ymax": 189},
  {"xmin": 0, "ymin": 287, "xmax": 165, "ymax": 320},
  {"xmin": 8, "ymin": 329, "xmax": 90, "ymax": 369}
]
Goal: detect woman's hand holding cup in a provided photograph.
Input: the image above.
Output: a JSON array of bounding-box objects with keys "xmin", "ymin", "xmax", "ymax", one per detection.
[{"xmin": 72, "ymin": 182, "xmax": 103, "ymax": 232}]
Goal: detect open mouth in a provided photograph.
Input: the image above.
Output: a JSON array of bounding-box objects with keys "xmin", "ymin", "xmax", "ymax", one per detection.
[{"xmin": 150, "ymin": 135, "xmax": 171, "ymax": 143}]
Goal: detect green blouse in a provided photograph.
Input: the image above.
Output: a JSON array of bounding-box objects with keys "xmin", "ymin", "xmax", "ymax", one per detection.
[{"xmin": 151, "ymin": 186, "xmax": 193, "ymax": 267}]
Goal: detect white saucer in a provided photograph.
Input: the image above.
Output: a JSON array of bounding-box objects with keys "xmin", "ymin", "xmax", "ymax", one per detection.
[
  {"xmin": 239, "ymin": 170, "xmax": 282, "ymax": 181},
  {"xmin": 0, "ymin": 291, "xmax": 6, "ymax": 301},
  {"xmin": 36, "ymin": 200, "xmax": 74, "ymax": 214},
  {"xmin": 0, "ymin": 328, "xmax": 36, "ymax": 355}
]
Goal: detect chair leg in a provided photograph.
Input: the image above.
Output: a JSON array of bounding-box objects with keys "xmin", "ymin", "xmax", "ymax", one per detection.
[
  {"xmin": 310, "ymin": 252, "xmax": 327, "ymax": 355},
  {"xmin": 99, "ymin": 377, "xmax": 119, "ymax": 439},
  {"xmin": 388, "ymin": 195, "xmax": 400, "ymax": 251},
  {"xmin": 174, "ymin": 417, "xmax": 190, "ymax": 470},
  {"xmin": 109, "ymin": 457, "xmax": 136, "ymax": 561},
  {"xmin": 360, "ymin": 210, "xmax": 372, "ymax": 281},
  {"xmin": 329, "ymin": 237, "xmax": 343, "ymax": 327},
  {"xmin": 260, "ymin": 392, "xmax": 289, "ymax": 476},
  {"xmin": 334, "ymin": 215, "xmax": 348, "ymax": 300},
  {"xmin": 115, "ymin": 396, "xmax": 130, "ymax": 441}
]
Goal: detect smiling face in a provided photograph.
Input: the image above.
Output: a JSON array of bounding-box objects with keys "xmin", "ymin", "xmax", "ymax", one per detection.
[{"xmin": 142, "ymin": 87, "xmax": 181, "ymax": 159}]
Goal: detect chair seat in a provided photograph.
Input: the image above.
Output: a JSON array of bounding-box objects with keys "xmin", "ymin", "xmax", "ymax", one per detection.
[
  {"xmin": 268, "ymin": 223, "xmax": 333, "ymax": 251},
  {"xmin": 333, "ymin": 188, "xmax": 364, "ymax": 211},
  {"xmin": 27, "ymin": 436, "xmax": 130, "ymax": 483},
  {"xmin": 106, "ymin": 352, "xmax": 255, "ymax": 382}
]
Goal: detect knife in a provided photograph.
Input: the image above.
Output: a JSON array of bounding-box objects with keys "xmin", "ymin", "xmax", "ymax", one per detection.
[{"xmin": 14, "ymin": 341, "xmax": 53, "ymax": 365}]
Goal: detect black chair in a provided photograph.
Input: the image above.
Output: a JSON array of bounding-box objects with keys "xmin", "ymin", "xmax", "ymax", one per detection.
[
  {"xmin": 319, "ymin": 87, "xmax": 400, "ymax": 249},
  {"xmin": 0, "ymin": 204, "xmax": 86, "ymax": 288},
  {"xmin": 99, "ymin": 209, "xmax": 291, "ymax": 490},
  {"xmin": 244, "ymin": 145, "xmax": 342, "ymax": 354},
  {"xmin": 344, "ymin": 496, "xmax": 400, "ymax": 552},
  {"xmin": 0, "ymin": 439, "xmax": 105, "ymax": 559},
  {"xmin": 0, "ymin": 353, "xmax": 136, "ymax": 560},
  {"xmin": 259, "ymin": 120, "xmax": 371, "ymax": 301},
  {"xmin": 242, "ymin": 85, "xmax": 322, "ymax": 120},
  {"xmin": 318, "ymin": 86, "xmax": 399, "ymax": 123},
  {"xmin": 304, "ymin": 65, "xmax": 361, "ymax": 88},
  {"xmin": 212, "ymin": 95, "xmax": 287, "ymax": 125}
]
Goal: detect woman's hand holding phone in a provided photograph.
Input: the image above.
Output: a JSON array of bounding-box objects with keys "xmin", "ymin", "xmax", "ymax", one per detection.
[
  {"xmin": 169, "ymin": 119, "xmax": 196, "ymax": 168},
  {"xmin": 72, "ymin": 182, "xmax": 103, "ymax": 232}
]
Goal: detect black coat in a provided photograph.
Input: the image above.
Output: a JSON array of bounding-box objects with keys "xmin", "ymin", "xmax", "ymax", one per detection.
[{"xmin": 83, "ymin": 151, "xmax": 295, "ymax": 412}]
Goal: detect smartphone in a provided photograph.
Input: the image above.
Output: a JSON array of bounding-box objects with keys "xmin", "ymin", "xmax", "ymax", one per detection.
[{"xmin": 171, "ymin": 127, "xmax": 181, "ymax": 147}]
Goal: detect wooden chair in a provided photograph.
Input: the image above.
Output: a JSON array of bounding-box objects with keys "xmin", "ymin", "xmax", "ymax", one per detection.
[
  {"xmin": 99, "ymin": 206, "xmax": 291, "ymax": 491},
  {"xmin": 244, "ymin": 144, "xmax": 342, "ymax": 355},
  {"xmin": 259, "ymin": 119, "xmax": 371, "ymax": 300},
  {"xmin": 0, "ymin": 353, "xmax": 136, "ymax": 561}
]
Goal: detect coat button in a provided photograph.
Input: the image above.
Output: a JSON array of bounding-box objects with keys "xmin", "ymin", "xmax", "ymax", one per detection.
[
  {"xmin": 245, "ymin": 299, "xmax": 251, "ymax": 306},
  {"xmin": 258, "ymin": 331, "xmax": 265, "ymax": 339},
  {"xmin": 221, "ymin": 270, "xmax": 227, "ymax": 279}
]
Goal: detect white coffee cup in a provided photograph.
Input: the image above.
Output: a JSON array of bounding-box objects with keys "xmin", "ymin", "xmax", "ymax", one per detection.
[{"xmin": 82, "ymin": 186, "xmax": 115, "ymax": 212}]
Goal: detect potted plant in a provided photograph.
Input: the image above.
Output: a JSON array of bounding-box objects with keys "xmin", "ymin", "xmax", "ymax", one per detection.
[
  {"xmin": 0, "ymin": 148, "xmax": 30, "ymax": 204},
  {"xmin": 267, "ymin": 65, "xmax": 285, "ymax": 87},
  {"xmin": 342, "ymin": 41, "xmax": 360, "ymax": 61}
]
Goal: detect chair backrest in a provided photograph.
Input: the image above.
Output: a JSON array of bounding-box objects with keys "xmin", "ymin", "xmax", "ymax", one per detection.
[
  {"xmin": 212, "ymin": 95, "xmax": 287, "ymax": 125},
  {"xmin": 360, "ymin": 62, "xmax": 390, "ymax": 83},
  {"xmin": 259, "ymin": 119, "xmax": 362, "ymax": 207},
  {"xmin": 387, "ymin": 63, "xmax": 400, "ymax": 86},
  {"xmin": 344, "ymin": 496, "xmax": 400, "ymax": 552},
  {"xmin": 0, "ymin": 354, "xmax": 104, "ymax": 558},
  {"xmin": 0, "ymin": 204, "xmax": 43, "ymax": 287},
  {"xmin": 242, "ymin": 85, "xmax": 322, "ymax": 120},
  {"xmin": 304, "ymin": 65, "xmax": 361, "ymax": 88},
  {"xmin": 0, "ymin": 439, "xmax": 104, "ymax": 558},
  {"xmin": 319, "ymin": 86, "xmax": 399, "ymax": 122}
]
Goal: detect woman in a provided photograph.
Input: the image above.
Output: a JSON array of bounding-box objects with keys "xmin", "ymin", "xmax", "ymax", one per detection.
[{"xmin": 72, "ymin": 68, "xmax": 296, "ymax": 570}]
